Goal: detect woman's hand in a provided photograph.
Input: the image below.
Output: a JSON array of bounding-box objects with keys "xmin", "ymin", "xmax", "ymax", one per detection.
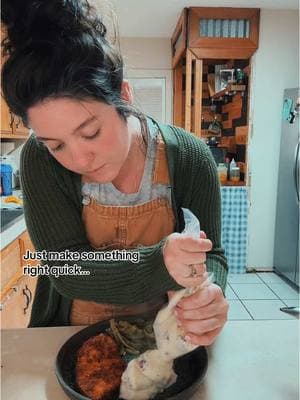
[
  {"xmin": 172, "ymin": 284, "xmax": 229, "ymax": 346},
  {"xmin": 162, "ymin": 231, "xmax": 212, "ymax": 287}
]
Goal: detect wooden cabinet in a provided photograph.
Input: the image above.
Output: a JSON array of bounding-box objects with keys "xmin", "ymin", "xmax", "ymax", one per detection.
[
  {"xmin": 0, "ymin": 98, "xmax": 30, "ymax": 139},
  {"xmin": 1, "ymin": 236, "xmax": 23, "ymax": 292},
  {"xmin": 1, "ymin": 97, "xmax": 13, "ymax": 136},
  {"xmin": 172, "ymin": 7, "xmax": 260, "ymax": 68},
  {"xmin": 1, "ymin": 274, "xmax": 37, "ymax": 329},
  {"xmin": 1, "ymin": 26, "xmax": 29, "ymax": 139},
  {"xmin": 187, "ymin": 7, "xmax": 260, "ymax": 60},
  {"xmin": 171, "ymin": 7, "xmax": 260, "ymax": 186},
  {"xmin": 0, "ymin": 231, "xmax": 37, "ymax": 329}
]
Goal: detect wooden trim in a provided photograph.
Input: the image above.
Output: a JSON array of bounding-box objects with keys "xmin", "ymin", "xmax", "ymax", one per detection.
[
  {"xmin": 189, "ymin": 7, "xmax": 259, "ymax": 20},
  {"xmin": 190, "ymin": 37, "xmax": 258, "ymax": 49},
  {"xmin": 184, "ymin": 49, "xmax": 193, "ymax": 132},
  {"xmin": 0, "ymin": 133, "xmax": 28, "ymax": 139},
  {"xmin": 171, "ymin": 9, "xmax": 188, "ymax": 68},
  {"xmin": 245, "ymin": 62, "xmax": 252, "ymax": 185},
  {"xmin": 194, "ymin": 58, "xmax": 203, "ymax": 137},
  {"xmin": 173, "ymin": 63, "xmax": 183, "ymax": 127},
  {"xmin": 191, "ymin": 47, "xmax": 255, "ymax": 60}
]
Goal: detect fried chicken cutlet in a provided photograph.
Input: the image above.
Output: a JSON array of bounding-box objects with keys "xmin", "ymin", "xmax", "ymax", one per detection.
[{"xmin": 76, "ymin": 333, "xmax": 126, "ymax": 400}]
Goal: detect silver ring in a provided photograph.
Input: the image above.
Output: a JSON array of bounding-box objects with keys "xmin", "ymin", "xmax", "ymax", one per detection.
[{"xmin": 186, "ymin": 264, "xmax": 200, "ymax": 278}]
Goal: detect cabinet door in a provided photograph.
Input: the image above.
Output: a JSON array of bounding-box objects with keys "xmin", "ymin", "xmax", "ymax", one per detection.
[
  {"xmin": 1, "ymin": 97, "xmax": 13, "ymax": 135},
  {"xmin": 0, "ymin": 275, "xmax": 37, "ymax": 329},
  {"xmin": 1, "ymin": 238, "xmax": 22, "ymax": 292},
  {"xmin": 1, "ymin": 27, "xmax": 28, "ymax": 138},
  {"xmin": 0, "ymin": 27, "xmax": 14, "ymax": 136},
  {"xmin": 19, "ymin": 231, "xmax": 35, "ymax": 267}
]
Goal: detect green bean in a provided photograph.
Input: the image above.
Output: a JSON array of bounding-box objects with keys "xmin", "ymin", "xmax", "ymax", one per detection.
[{"xmin": 107, "ymin": 319, "xmax": 157, "ymax": 356}]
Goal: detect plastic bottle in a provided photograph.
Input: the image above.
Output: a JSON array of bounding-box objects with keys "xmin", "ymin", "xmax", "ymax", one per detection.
[
  {"xmin": 217, "ymin": 163, "xmax": 228, "ymax": 184},
  {"xmin": 0, "ymin": 164, "xmax": 13, "ymax": 196},
  {"xmin": 229, "ymin": 159, "xmax": 240, "ymax": 182}
]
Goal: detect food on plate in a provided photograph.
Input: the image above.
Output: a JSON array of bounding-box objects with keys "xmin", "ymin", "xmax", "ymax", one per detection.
[
  {"xmin": 120, "ymin": 349, "xmax": 176, "ymax": 400},
  {"xmin": 108, "ymin": 319, "xmax": 156, "ymax": 356},
  {"xmin": 120, "ymin": 289, "xmax": 198, "ymax": 400},
  {"xmin": 76, "ymin": 333, "xmax": 126, "ymax": 400}
]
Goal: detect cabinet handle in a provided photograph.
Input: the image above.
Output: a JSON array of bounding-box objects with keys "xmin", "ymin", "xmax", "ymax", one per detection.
[{"xmin": 22, "ymin": 285, "xmax": 32, "ymax": 315}]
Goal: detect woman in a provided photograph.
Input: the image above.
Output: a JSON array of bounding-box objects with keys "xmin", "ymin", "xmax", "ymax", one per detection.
[{"xmin": 1, "ymin": 0, "xmax": 229, "ymax": 346}]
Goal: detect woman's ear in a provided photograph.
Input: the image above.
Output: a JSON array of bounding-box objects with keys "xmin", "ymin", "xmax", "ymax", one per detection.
[{"xmin": 121, "ymin": 80, "xmax": 133, "ymax": 104}]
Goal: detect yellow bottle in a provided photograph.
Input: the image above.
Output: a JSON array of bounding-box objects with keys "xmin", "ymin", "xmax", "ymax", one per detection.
[{"xmin": 217, "ymin": 163, "xmax": 228, "ymax": 184}]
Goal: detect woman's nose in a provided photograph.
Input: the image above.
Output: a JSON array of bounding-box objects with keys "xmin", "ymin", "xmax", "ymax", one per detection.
[{"xmin": 70, "ymin": 146, "xmax": 94, "ymax": 171}]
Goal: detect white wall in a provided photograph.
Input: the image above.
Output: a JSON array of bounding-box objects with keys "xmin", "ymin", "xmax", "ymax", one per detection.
[
  {"xmin": 247, "ymin": 9, "xmax": 299, "ymax": 269},
  {"xmin": 120, "ymin": 38, "xmax": 172, "ymax": 70},
  {"xmin": 120, "ymin": 10, "xmax": 299, "ymax": 270},
  {"xmin": 120, "ymin": 38, "xmax": 173, "ymax": 124}
]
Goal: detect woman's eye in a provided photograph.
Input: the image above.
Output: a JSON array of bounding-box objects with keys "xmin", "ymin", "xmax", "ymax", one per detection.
[
  {"xmin": 84, "ymin": 130, "xmax": 100, "ymax": 140},
  {"xmin": 51, "ymin": 143, "xmax": 64, "ymax": 152}
]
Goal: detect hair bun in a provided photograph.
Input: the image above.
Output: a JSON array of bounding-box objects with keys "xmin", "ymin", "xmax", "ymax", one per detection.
[{"xmin": 2, "ymin": 0, "xmax": 107, "ymax": 54}]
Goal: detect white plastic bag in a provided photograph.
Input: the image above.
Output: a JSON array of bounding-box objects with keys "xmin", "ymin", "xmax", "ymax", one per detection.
[{"xmin": 120, "ymin": 208, "xmax": 214, "ymax": 399}]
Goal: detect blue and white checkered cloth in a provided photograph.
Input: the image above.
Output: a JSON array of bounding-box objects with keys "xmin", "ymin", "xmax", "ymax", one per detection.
[{"xmin": 221, "ymin": 187, "xmax": 249, "ymax": 273}]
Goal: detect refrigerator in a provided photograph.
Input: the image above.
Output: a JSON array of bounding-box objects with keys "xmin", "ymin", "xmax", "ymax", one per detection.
[{"xmin": 274, "ymin": 88, "xmax": 300, "ymax": 288}]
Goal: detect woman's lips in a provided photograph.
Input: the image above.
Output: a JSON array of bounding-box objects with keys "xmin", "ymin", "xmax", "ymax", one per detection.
[{"xmin": 86, "ymin": 164, "xmax": 106, "ymax": 174}]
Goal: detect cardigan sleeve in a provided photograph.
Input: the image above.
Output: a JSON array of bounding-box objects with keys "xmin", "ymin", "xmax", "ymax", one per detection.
[
  {"xmin": 172, "ymin": 127, "xmax": 228, "ymax": 293},
  {"xmin": 20, "ymin": 136, "xmax": 181, "ymax": 304}
]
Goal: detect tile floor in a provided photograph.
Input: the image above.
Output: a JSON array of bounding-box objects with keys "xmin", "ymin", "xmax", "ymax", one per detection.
[{"xmin": 225, "ymin": 272, "xmax": 299, "ymax": 320}]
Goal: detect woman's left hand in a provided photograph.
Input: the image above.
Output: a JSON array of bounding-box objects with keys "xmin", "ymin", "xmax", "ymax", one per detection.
[{"xmin": 171, "ymin": 284, "xmax": 229, "ymax": 346}]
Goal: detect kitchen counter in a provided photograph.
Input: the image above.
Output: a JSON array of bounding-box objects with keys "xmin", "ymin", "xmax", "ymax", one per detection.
[
  {"xmin": 2, "ymin": 319, "xmax": 299, "ymax": 400},
  {"xmin": 1, "ymin": 189, "xmax": 26, "ymax": 250}
]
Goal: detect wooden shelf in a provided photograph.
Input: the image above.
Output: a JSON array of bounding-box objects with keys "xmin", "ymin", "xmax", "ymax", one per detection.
[
  {"xmin": 221, "ymin": 180, "xmax": 246, "ymax": 186},
  {"xmin": 212, "ymin": 84, "xmax": 246, "ymax": 100}
]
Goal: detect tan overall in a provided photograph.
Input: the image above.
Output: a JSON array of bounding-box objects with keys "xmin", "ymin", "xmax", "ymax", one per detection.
[{"xmin": 70, "ymin": 133, "xmax": 176, "ymax": 325}]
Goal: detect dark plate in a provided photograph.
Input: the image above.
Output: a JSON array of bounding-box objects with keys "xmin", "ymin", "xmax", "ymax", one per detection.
[{"xmin": 55, "ymin": 317, "xmax": 208, "ymax": 400}]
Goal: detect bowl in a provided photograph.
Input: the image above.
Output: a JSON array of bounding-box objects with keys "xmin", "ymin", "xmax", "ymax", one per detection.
[{"xmin": 55, "ymin": 317, "xmax": 208, "ymax": 400}]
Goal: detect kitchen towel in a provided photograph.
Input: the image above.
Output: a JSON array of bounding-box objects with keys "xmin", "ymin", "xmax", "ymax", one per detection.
[{"xmin": 221, "ymin": 187, "xmax": 248, "ymax": 273}]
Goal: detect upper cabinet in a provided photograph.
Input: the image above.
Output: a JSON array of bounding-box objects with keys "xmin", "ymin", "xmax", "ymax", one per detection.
[
  {"xmin": 172, "ymin": 7, "xmax": 260, "ymax": 67},
  {"xmin": 171, "ymin": 7, "xmax": 260, "ymax": 186},
  {"xmin": 1, "ymin": 26, "xmax": 30, "ymax": 139},
  {"xmin": 0, "ymin": 101, "xmax": 30, "ymax": 139}
]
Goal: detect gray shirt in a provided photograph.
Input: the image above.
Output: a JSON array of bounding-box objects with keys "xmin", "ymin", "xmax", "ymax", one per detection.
[{"xmin": 82, "ymin": 117, "xmax": 172, "ymax": 206}]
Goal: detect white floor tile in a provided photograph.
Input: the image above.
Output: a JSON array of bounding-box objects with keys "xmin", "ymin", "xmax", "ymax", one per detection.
[
  {"xmin": 228, "ymin": 300, "xmax": 252, "ymax": 320},
  {"xmin": 225, "ymin": 284, "xmax": 238, "ymax": 300},
  {"xmin": 266, "ymin": 283, "xmax": 299, "ymax": 300},
  {"xmin": 230, "ymin": 283, "xmax": 278, "ymax": 300},
  {"xmin": 242, "ymin": 300, "xmax": 295, "ymax": 320},
  {"xmin": 228, "ymin": 273, "xmax": 261, "ymax": 284},
  {"xmin": 256, "ymin": 272, "xmax": 288, "ymax": 284}
]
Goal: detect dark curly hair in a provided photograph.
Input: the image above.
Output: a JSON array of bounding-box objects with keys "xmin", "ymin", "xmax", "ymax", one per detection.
[{"xmin": 1, "ymin": 0, "xmax": 147, "ymax": 134}]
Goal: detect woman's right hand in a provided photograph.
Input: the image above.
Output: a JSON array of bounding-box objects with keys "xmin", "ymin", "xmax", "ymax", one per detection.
[{"xmin": 162, "ymin": 231, "xmax": 212, "ymax": 287}]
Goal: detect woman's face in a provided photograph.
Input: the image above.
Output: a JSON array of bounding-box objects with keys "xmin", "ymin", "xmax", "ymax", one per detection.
[{"xmin": 28, "ymin": 98, "xmax": 133, "ymax": 183}]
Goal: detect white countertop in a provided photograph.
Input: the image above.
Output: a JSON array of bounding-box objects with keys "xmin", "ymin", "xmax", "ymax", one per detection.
[
  {"xmin": 1, "ymin": 189, "xmax": 26, "ymax": 250},
  {"xmin": 0, "ymin": 215, "xmax": 26, "ymax": 250},
  {"xmin": 1, "ymin": 319, "xmax": 299, "ymax": 400}
]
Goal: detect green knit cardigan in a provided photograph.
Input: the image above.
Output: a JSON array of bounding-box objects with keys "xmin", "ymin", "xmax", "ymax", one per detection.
[{"xmin": 20, "ymin": 120, "xmax": 228, "ymax": 327}]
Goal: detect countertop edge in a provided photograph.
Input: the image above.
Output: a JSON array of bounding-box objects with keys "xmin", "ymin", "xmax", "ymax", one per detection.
[{"xmin": 1, "ymin": 216, "xmax": 27, "ymax": 251}]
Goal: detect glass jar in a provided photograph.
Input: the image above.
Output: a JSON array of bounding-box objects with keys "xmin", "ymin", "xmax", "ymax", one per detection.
[
  {"xmin": 230, "ymin": 166, "xmax": 240, "ymax": 182},
  {"xmin": 217, "ymin": 163, "xmax": 227, "ymax": 184}
]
